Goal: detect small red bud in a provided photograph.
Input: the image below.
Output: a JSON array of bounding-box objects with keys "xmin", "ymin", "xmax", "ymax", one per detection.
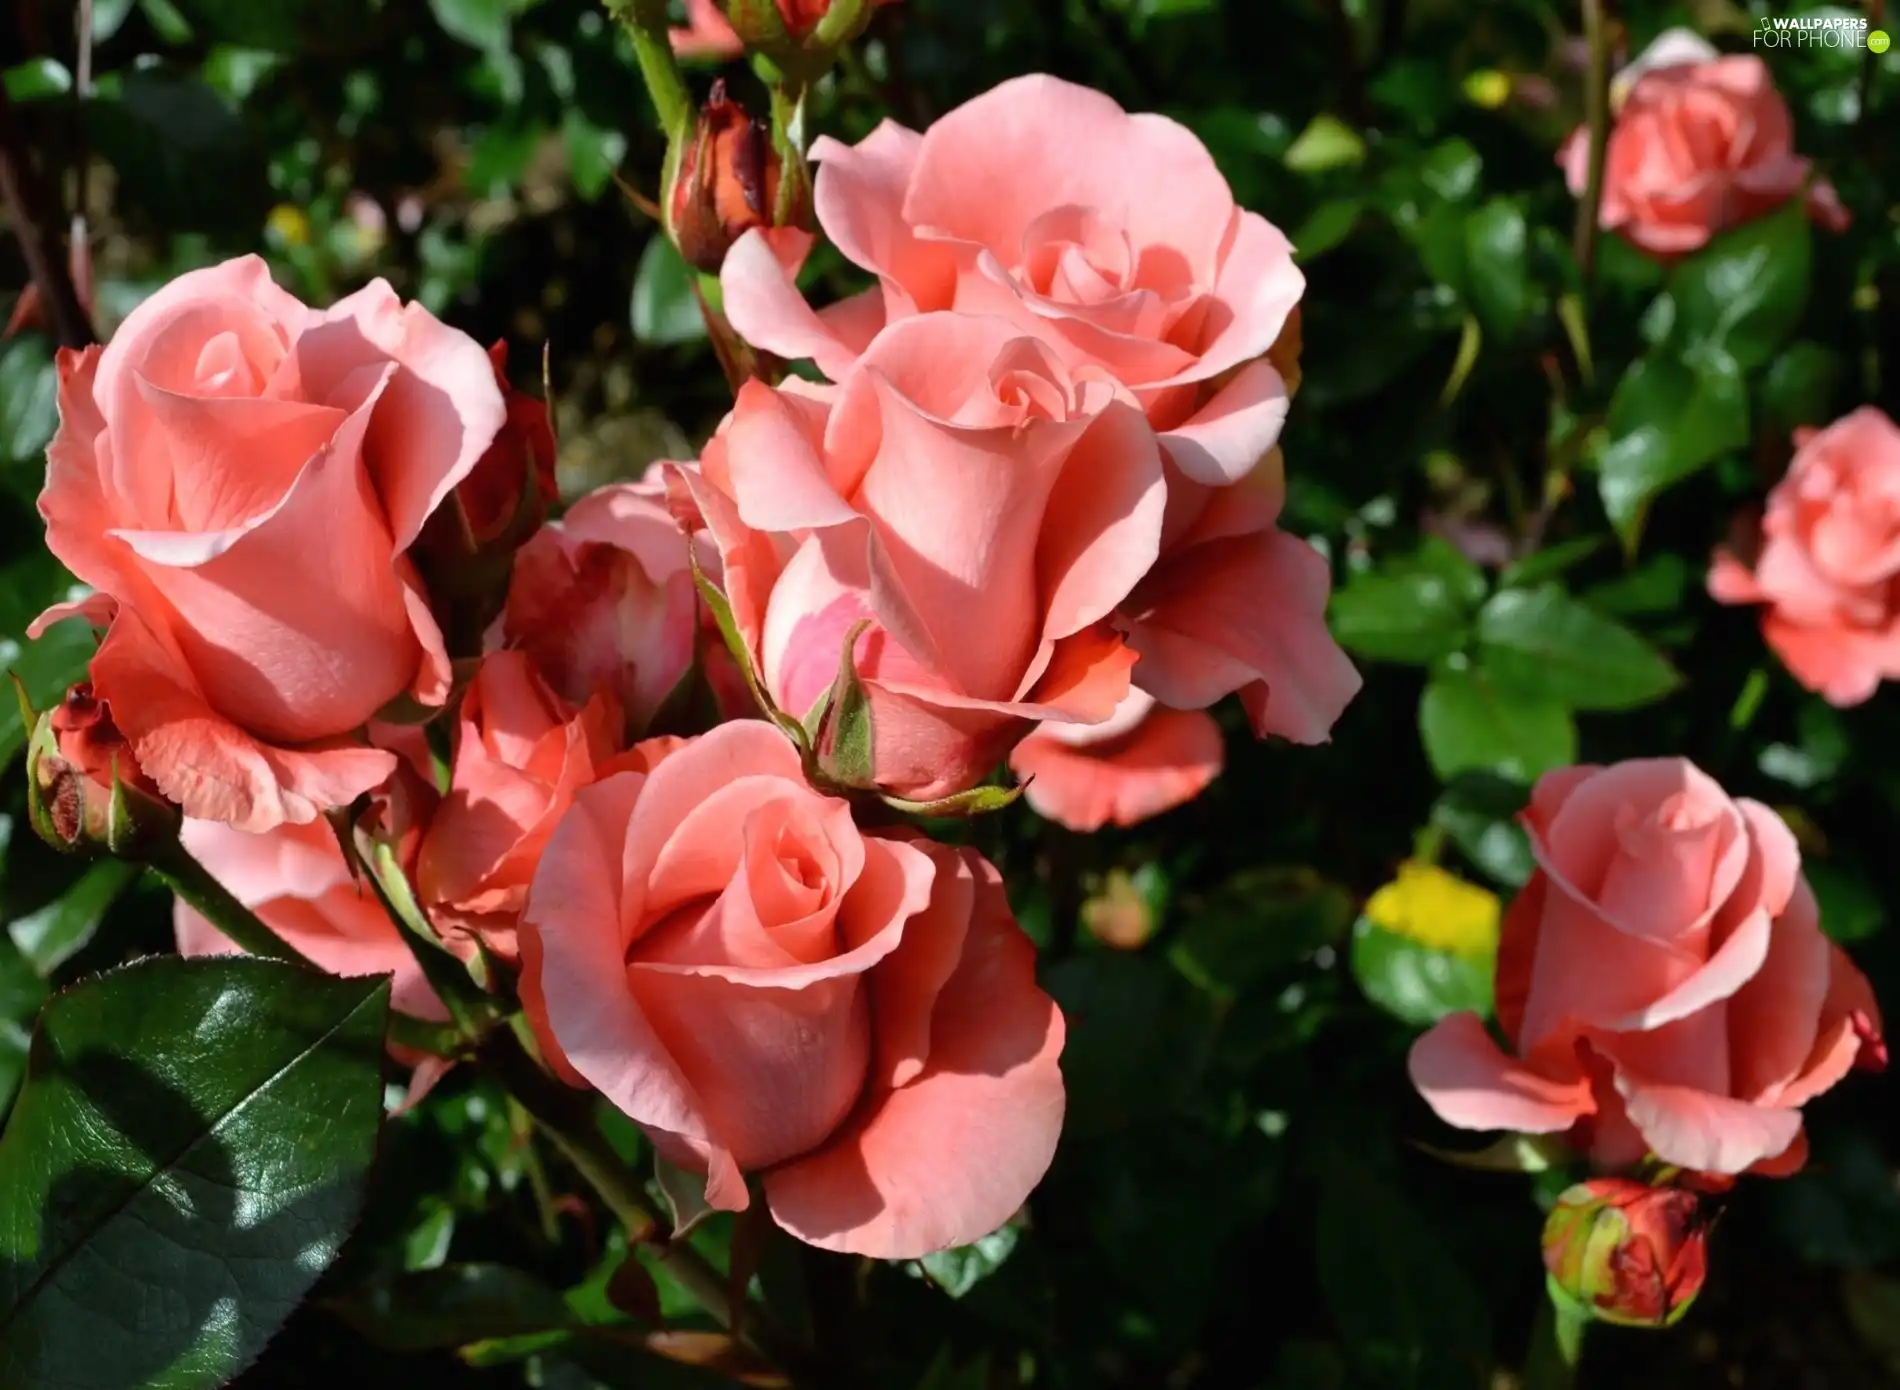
[
  {"xmin": 1543, "ymin": 1178, "xmax": 1709, "ymax": 1329},
  {"xmin": 666, "ymin": 82, "xmax": 798, "ymax": 273},
  {"xmin": 27, "ymin": 683, "xmax": 178, "ymax": 857}
]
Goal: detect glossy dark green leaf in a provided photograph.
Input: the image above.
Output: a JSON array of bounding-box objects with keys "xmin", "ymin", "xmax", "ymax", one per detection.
[
  {"xmin": 1317, "ymin": 1156, "xmax": 1491, "ymax": 1387},
  {"xmin": 1475, "ymin": 585, "xmax": 1680, "ymax": 712},
  {"xmin": 329, "ymin": 1263, "xmax": 574, "ymax": 1352},
  {"xmin": 0, "ymin": 956, "xmax": 390, "ymax": 1389},
  {"xmin": 1668, "ymin": 198, "xmax": 1811, "ymax": 371},
  {"xmin": 1583, "ymin": 553, "xmax": 1691, "ymax": 618},
  {"xmin": 1418, "ymin": 665, "xmax": 1575, "ymax": 783},
  {"xmin": 1462, "ymin": 198, "xmax": 1528, "ymax": 339},
  {"xmin": 1597, "ymin": 348, "xmax": 1749, "ymax": 545},
  {"xmin": 1293, "ymin": 199, "xmax": 1363, "ymax": 261},
  {"xmin": 0, "ymin": 936, "xmax": 44, "ymax": 1117},
  {"xmin": 0, "ymin": 555, "xmax": 93, "ymax": 773},
  {"xmin": 631, "ymin": 237, "xmax": 709, "ymax": 347},
  {"xmin": 1350, "ymin": 918, "xmax": 1494, "ymax": 1026},
  {"xmin": 1497, "ymin": 537, "xmax": 1604, "ymax": 590},
  {"xmin": 1329, "ymin": 539, "xmax": 1487, "ymax": 664}
]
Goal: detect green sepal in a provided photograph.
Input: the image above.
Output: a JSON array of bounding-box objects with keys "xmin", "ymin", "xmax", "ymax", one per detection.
[
  {"xmin": 880, "ymin": 781, "xmax": 1025, "ymax": 819},
  {"xmin": 812, "ymin": 618, "xmax": 876, "ymax": 790}
]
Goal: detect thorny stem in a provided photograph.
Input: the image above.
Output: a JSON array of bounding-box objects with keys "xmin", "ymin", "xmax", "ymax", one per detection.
[{"xmin": 0, "ymin": 84, "xmax": 91, "ymax": 347}]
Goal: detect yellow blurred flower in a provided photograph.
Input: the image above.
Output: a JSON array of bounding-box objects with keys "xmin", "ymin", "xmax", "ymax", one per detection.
[
  {"xmin": 266, "ymin": 203, "xmax": 311, "ymax": 247},
  {"xmin": 1462, "ymin": 70, "xmax": 1512, "ymax": 110},
  {"xmin": 1365, "ymin": 860, "xmax": 1500, "ymax": 957}
]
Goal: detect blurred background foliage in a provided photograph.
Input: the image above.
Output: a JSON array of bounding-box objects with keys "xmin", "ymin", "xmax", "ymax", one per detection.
[{"xmin": 3, "ymin": 0, "xmax": 1900, "ymax": 1385}]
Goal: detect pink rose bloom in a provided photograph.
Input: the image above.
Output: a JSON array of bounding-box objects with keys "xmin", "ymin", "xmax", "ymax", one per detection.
[
  {"xmin": 520, "ymin": 721, "xmax": 1065, "ymax": 1258},
  {"xmin": 175, "ymin": 815, "xmax": 447, "ymax": 1026},
  {"xmin": 1008, "ymin": 689, "xmax": 1223, "ymax": 833},
  {"xmin": 719, "ymin": 73, "xmax": 1305, "ymax": 489},
  {"xmin": 415, "ymin": 650, "xmax": 618, "ymax": 964},
  {"xmin": 33, "ymin": 256, "xmax": 506, "ymax": 832},
  {"xmin": 1409, "ymin": 759, "xmax": 1884, "ymax": 1178},
  {"xmin": 1710, "ymin": 409, "xmax": 1900, "ymax": 707},
  {"xmin": 1558, "ymin": 55, "xmax": 1849, "ymax": 258},
  {"xmin": 504, "ymin": 480, "xmax": 745, "ymax": 736},
  {"xmin": 669, "ymin": 0, "xmax": 742, "ymax": 59},
  {"xmin": 674, "ymin": 313, "xmax": 1167, "ymax": 800}
]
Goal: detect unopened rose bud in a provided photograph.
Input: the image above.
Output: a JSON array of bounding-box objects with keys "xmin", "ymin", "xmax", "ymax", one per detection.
[
  {"xmin": 25, "ymin": 682, "xmax": 179, "ymax": 858},
  {"xmin": 665, "ymin": 81, "xmax": 802, "ymax": 272},
  {"xmin": 1542, "ymin": 1178, "xmax": 1708, "ymax": 1329},
  {"xmin": 771, "ymin": 0, "xmax": 896, "ymax": 39}
]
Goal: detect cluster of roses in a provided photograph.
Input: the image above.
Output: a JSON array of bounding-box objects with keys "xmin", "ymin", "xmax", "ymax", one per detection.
[
  {"xmin": 21, "ymin": 46, "xmax": 1892, "ymax": 1289},
  {"xmin": 28, "ymin": 75, "xmax": 1358, "ymax": 1260}
]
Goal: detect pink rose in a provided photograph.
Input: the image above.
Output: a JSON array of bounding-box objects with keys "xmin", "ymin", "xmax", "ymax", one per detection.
[
  {"xmin": 33, "ymin": 256, "xmax": 506, "ymax": 832},
  {"xmin": 1710, "ymin": 408, "xmax": 1900, "ymax": 707},
  {"xmin": 519, "ymin": 721, "xmax": 1065, "ymax": 1258},
  {"xmin": 504, "ymin": 480, "xmax": 744, "ymax": 737},
  {"xmin": 675, "ymin": 313, "xmax": 1166, "ymax": 799},
  {"xmin": 1116, "ymin": 457, "xmax": 1360, "ymax": 743},
  {"xmin": 175, "ymin": 815, "xmax": 447, "ymax": 1026},
  {"xmin": 720, "ymin": 73, "xmax": 1305, "ymax": 488},
  {"xmin": 415, "ymin": 650, "xmax": 618, "ymax": 963},
  {"xmin": 1409, "ymin": 759, "xmax": 1884, "ymax": 1177},
  {"xmin": 1008, "ymin": 689, "xmax": 1223, "ymax": 832},
  {"xmin": 1558, "ymin": 55, "xmax": 1849, "ymax": 258}
]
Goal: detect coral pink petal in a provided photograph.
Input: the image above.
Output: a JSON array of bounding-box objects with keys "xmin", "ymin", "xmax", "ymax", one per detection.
[
  {"xmin": 1407, "ymin": 1011, "xmax": 1595, "ymax": 1133},
  {"xmin": 721, "ymin": 230, "xmax": 860, "ymax": 381},
  {"xmin": 1612, "ymin": 1070, "xmax": 1804, "ymax": 1174},
  {"xmin": 765, "ymin": 865, "xmax": 1065, "ymax": 1259},
  {"xmin": 1011, "ymin": 707, "xmax": 1223, "ymax": 832},
  {"xmin": 1158, "ymin": 357, "xmax": 1291, "ymax": 487},
  {"xmin": 95, "ymin": 604, "xmax": 394, "ymax": 831}
]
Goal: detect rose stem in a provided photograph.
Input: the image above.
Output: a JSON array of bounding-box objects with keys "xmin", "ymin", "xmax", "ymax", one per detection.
[
  {"xmin": 0, "ymin": 84, "xmax": 92, "ymax": 348},
  {"xmin": 1571, "ymin": 0, "xmax": 1612, "ymax": 288}
]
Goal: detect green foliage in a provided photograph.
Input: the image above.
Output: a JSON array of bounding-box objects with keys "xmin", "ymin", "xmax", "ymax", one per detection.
[{"xmin": 3, "ymin": 0, "xmax": 1898, "ymax": 1384}]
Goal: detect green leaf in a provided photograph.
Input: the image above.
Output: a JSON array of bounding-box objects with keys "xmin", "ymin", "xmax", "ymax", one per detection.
[
  {"xmin": 911, "ymin": 1220, "xmax": 1020, "ymax": 1299},
  {"xmin": 329, "ymin": 1263, "xmax": 575, "ymax": 1353},
  {"xmin": 0, "ymin": 956, "xmax": 389, "ymax": 1389},
  {"xmin": 1329, "ymin": 538, "xmax": 1486, "ymax": 664},
  {"xmin": 6, "ymin": 859, "xmax": 138, "ymax": 977},
  {"xmin": 1497, "ymin": 536, "xmax": 1604, "ymax": 590},
  {"xmin": 1350, "ymin": 917, "xmax": 1494, "ymax": 1026},
  {"xmin": 1475, "ymin": 584, "xmax": 1681, "ymax": 711},
  {"xmin": 563, "ymin": 110, "xmax": 626, "ymax": 202},
  {"xmin": 1293, "ymin": 199, "xmax": 1362, "ymax": 261},
  {"xmin": 1808, "ymin": 858, "xmax": 1886, "ymax": 944},
  {"xmin": 0, "ymin": 937, "xmax": 45, "ymax": 1117},
  {"xmin": 1668, "ymin": 198, "xmax": 1811, "ymax": 371},
  {"xmin": 631, "ymin": 237, "xmax": 709, "ymax": 347},
  {"xmin": 1169, "ymin": 867, "xmax": 1353, "ymax": 999},
  {"xmin": 1316, "ymin": 1155, "xmax": 1491, "ymax": 1387},
  {"xmin": 1760, "ymin": 341, "xmax": 1846, "ymax": 433},
  {"xmin": 1463, "ymin": 198, "xmax": 1529, "ymax": 339},
  {"xmin": 1430, "ymin": 772, "xmax": 1532, "ymax": 888},
  {"xmin": 1284, "ymin": 114, "xmax": 1365, "ymax": 173},
  {"xmin": 429, "ymin": 0, "xmax": 514, "ymax": 49},
  {"xmin": 2, "ymin": 60, "xmax": 70, "ymax": 102},
  {"xmin": 1597, "ymin": 348, "xmax": 1748, "ymax": 545},
  {"xmin": 1583, "ymin": 553, "xmax": 1690, "ymax": 618},
  {"xmin": 0, "ymin": 338, "xmax": 59, "ymax": 472},
  {"xmin": 1419, "ymin": 665, "xmax": 1575, "ymax": 783}
]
